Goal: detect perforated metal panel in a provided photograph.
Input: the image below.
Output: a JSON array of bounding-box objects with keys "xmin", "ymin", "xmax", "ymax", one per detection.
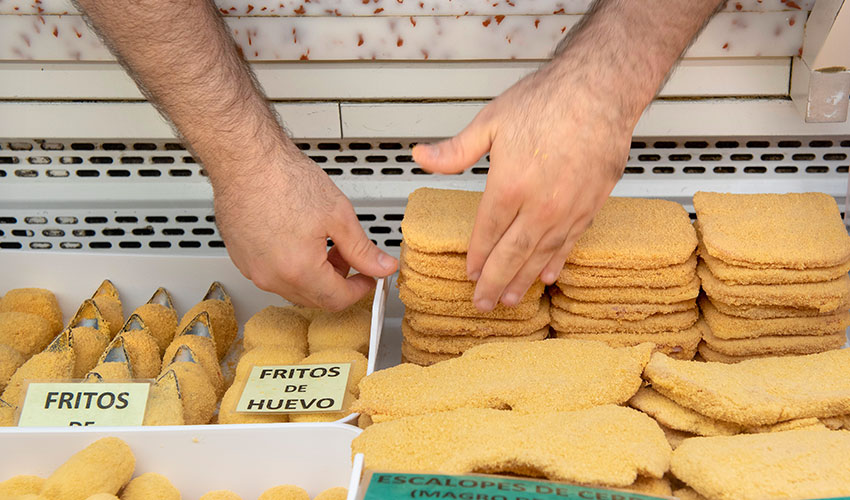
[{"xmin": 1, "ymin": 136, "xmax": 847, "ymax": 254}]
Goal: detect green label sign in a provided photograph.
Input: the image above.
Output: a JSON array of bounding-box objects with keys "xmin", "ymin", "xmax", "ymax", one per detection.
[
  {"xmin": 360, "ymin": 472, "xmax": 672, "ymax": 500},
  {"xmin": 18, "ymin": 382, "xmax": 150, "ymax": 427},
  {"xmin": 236, "ymin": 363, "xmax": 351, "ymax": 413}
]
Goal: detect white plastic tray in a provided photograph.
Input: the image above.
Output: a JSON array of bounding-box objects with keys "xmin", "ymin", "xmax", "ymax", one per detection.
[
  {"xmin": 0, "ymin": 250, "xmax": 390, "ymax": 424},
  {"xmin": 0, "ymin": 423, "xmax": 363, "ymax": 500}
]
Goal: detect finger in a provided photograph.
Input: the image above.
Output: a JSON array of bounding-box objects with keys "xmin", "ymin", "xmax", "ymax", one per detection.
[
  {"xmin": 308, "ymin": 261, "xmax": 376, "ymax": 311},
  {"xmin": 412, "ymin": 112, "xmax": 493, "ymax": 175},
  {"xmin": 327, "ymin": 244, "xmax": 351, "ymax": 277},
  {"xmin": 539, "ymin": 215, "xmax": 595, "ymax": 284},
  {"xmin": 500, "ymin": 230, "xmax": 567, "ymax": 305},
  {"xmin": 466, "ymin": 180, "xmax": 521, "ymax": 281},
  {"xmin": 472, "ymin": 211, "xmax": 546, "ymax": 311},
  {"xmin": 329, "ymin": 204, "xmax": 398, "ymax": 278}
]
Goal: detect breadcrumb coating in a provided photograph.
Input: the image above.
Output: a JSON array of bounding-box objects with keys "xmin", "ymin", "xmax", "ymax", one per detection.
[
  {"xmin": 400, "ymin": 342, "xmax": 459, "ymax": 366},
  {"xmin": 199, "ymin": 491, "xmax": 242, "ymax": 500},
  {"xmin": 560, "ymin": 254, "xmax": 697, "ymax": 288},
  {"xmin": 257, "ymin": 485, "xmax": 310, "ymax": 500},
  {"xmin": 2, "ymin": 348, "xmax": 74, "ymax": 407},
  {"xmin": 143, "ymin": 371, "xmax": 184, "ymax": 426},
  {"xmin": 0, "ymin": 475, "xmax": 44, "ymax": 496},
  {"xmin": 553, "ymin": 326, "xmax": 701, "ymax": 360},
  {"xmin": 41, "ymin": 437, "xmax": 135, "ymax": 500},
  {"xmin": 178, "ymin": 300, "xmax": 237, "ymax": 360},
  {"xmin": 300, "ymin": 348, "xmax": 367, "ymax": 397},
  {"xmin": 119, "ymin": 330, "xmax": 162, "ymax": 379},
  {"xmin": 308, "ymin": 307, "xmax": 371, "ymax": 356},
  {"xmin": 404, "ymin": 296, "xmax": 550, "ymax": 337},
  {"xmin": 313, "ymin": 487, "xmax": 347, "ymax": 500},
  {"xmin": 119, "ymin": 473, "xmax": 180, "ymax": 500},
  {"xmin": 400, "ymin": 188, "xmax": 481, "ymax": 253},
  {"xmin": 551, "ymin": 305, "xmax": 698, "ymax": 334},
  {"xmin": 550, "ymin": 289, "xmax": 694, "ymax": 321},
  {"xmin": 400, "ymin": 262, "xmax": 544, "ymax": 303},
  {"xmin": 164, "ymin": 361, "xmax": 217, "ymax": 425},
  {"xmin": 0, "ymin": 288, "xmax": 63, "ymax": 335},
  {"xmin": 399, "ymin": 284, "xmax": 540, "ymax": 320},
  {"xmin": 234, "ymin": 346, "xmax": 304, "ymax": 381},
  {"xmin": 697, "ymin": 319, "xmax": 845, "ymax": 356},
  {"xmin": 163, "ymin": 335, "xmax": 224, "ymax": 396},
  {"xmin": 403, "ymin": 320, "xmax": 549, "ymax": 355},
  {"xmin": 130, "ymin": 303, "xmax": 177, "ymax": 355},
  {"xmin": 556, "ymin": 276, "xmax": 700, "ymax": 305},
  {"xmin": 0, "ymin": 312, "xmax": 56, "ymax": 358},
  {"xmin": 629, "ymin": 387, "xmax": 741, "ymax": 436},
  {"xmin": 243, "ymin": 306, "xmax": 309, "ymax": 354},
  {"xmin": 0, "ymin": 343, "xmax": 25, "ymax": 393},
  {"xmin": 699, "ymin": 297, "xmax": 850, "ymax": 339}
]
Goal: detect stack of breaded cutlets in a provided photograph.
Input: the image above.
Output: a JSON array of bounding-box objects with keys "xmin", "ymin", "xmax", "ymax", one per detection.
[
  {"xmin": 549, "ymin": 197, "xmax": 702, "ymax": 359},
  {"xmin": 397, "ymin": 188, "xmax": 550, "ymax": 365},
  {"xmin": 693, "ymin": 192, "xmax": 850, "ymax": 362}
]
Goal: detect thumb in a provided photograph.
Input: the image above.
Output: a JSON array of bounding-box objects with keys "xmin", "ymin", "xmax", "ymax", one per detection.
[
  {"xmin": 413, "ymin": 114, "xmax": 492, "ymax": 174},
  {"xmin": 329, "ymin": 209, "xmax": 398, "ymax": 278}
]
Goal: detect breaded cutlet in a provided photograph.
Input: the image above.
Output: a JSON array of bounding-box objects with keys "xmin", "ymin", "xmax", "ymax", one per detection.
[{"xmin": 700, "ymin": 297, "xmax": 850, "ymax": 339}]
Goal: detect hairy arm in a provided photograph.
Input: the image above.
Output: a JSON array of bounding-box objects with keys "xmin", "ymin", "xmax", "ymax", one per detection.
[
  {"xmin": 74, "ymin": 0, "xmax": 397, "ymax": 310},
  {"xmin": 414, "ymin": 0, "xmax": 723, "ymax": 311}
]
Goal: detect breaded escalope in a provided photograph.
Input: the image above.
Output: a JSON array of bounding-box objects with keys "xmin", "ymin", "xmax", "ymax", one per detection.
[
  {"xmin": 671, "ymin": 429, "xmax": 850, "ymax": 500},
  {"xmin": 697, "ymin": 319, "xmax": 846, "ymax": 356},
  {"xmin": 644, "ymin": 350, "xmax": 850, "ymax": 426},
  {"xmin": 698, "ymin": 262, "xmax": 850, "ymax": 312},
  {"xmin": 551, "ymin": 306, "xmax": 698, "ymax": 333},
  {"xmin": 400, "ymin": 263, "xmax": 545, "ymax": 303},
  {"xmin": 550, "ymin": 289, "xmax": 695, "ymax": 321},
  {"xmin": 696, "ymin": 342, "xmax": 790, "ymax": 364},
  {"xmin": 564, "ymin": 197, "xmax": 697, "ymax": 269},
  {"xmin": 556, "ymin": 276, "xmax": 700, "ymax": 305},
  {"xmin": 399, "ymin": 284, "xmax": 540, "ymax": 320},
  {"xmin": 353, "ymin": 339, "xmax": 652, "ymax": 419},
  {"xmin": 400, "ymin": 341, "xmax": 460, "ymax": 366},
  {"xmin": 553, "ymin": 326, "xmax": 700, "ymax": 360},
  {"xmin": 693, "ymin": 191, "xmax": 850, "ymax": 269},
  {"xmin": 659, "ymin": 424, "xmax": 695, "ymax": 450},
  {"xmin": 744, "ymin": 417, "xmax": 827, "ymax": 434},
  {"xmin": 405, "ymin": 296, "xmax": 550, "ymax": 337},
  {"xmin": 559, "ymin": 254, "xmax": 697, "ymax": 288},
  {"xmin": 403, "ymin": 320, "xmax": 548, "ymax": 354},
  {"xmin": 628, "ymin": 387, "xmax": 741, "ymax": 436},
  {"xmin": 700, "ymin": 297, "xmax": 850, "ymax": 339},
  {"xmin": 401, "ymin": 244, "xmax": 468, "ymax": 281},
  {"xmin": 709, "ymin": 296, "xmax": 850, "ymax": 320},
  {"xmin": 401, "ymin": 188, "xmax": 481, "ymax": 253},
  {"xmin": 352, "ymin": 406, "xmax": 671, "ymax": 487}
]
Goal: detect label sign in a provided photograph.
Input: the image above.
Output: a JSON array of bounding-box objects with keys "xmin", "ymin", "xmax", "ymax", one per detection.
[
  {"xmin": 359, "ymin": 472, "xmax": 673, "ymax": 500},
  {"xmin": 236, "ymin": 363, "xmax": 351, "ymax": 413},
  {"xmin": 18, "ymin": 382, "xmax": 150, "ymax": 427}
]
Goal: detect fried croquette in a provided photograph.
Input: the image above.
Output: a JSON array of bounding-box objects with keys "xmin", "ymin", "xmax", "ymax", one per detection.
[
  {"xmin": 178, "ymin": 283, "xmax": 237, "ymax": 360},
  {"xmin": 553, "ymin": 325, "xmax": 701, "ymax": 360},
  {"xmin": 308, "ymin": 307, "xmax": 371, "ymax": 356},
  {"xmin": 116, "ymin": 329, "xmax": 162, "ymax": 379},
  {"xmin": 671, "ymin": 429, "xmax": 850, "ymax": 500},
  {"xmin": 143, "ymin": 370, "xmax": 184, "ymax": 426},
  {"xmin": 216, "ymin": 375, "xmax": 288, "ymax": 425},
  {"xmin": 0, "ymin": 312, "xmax": 55, "ymax": 358},
  {"xmin": 41, "ymin": 437, "xmax": 135, "ymax": 500},
  {"xmin": 287, "ymin": 390, "xmax": 354, "ymax": 423},
  {"xmin": 354, "ymin": 339, "xmax": 651, "ymax": 420},
  {"xmin": 550, "ymin": 290, "xmax": 695, "ymax": 321},
  {"xmin": 0, "ymin": 475, "xmax": 45, "ymax": 496},
  {"xmin": 300, "ymin": 348, "xmax": 367, "ymax": 397},
  {"xmin": 234, "ymin": 346, "xmax": 304, "ymax": 381},
  {"xmin": 119, "ymin": 472, "xmax": 179, "ymax": 500},
  {"xmin": 556, "ymin": 276, "xmax": 701, "ymax": 305},
  {"xmin": 313, "ymin": 487, "xmax": 347, "ymax": 500},
  {"xmin": 644, "ymin": 350, "xmax": 850, "ymax": 426},
  {"xmin": 242, "ymin": 306, "xmax": 309, "ymax": 354},
  {"xmin": 2, "ymin": 333, "xmax": 75, "ymax": 407},
  {"xmin": 628, "ymin": 387, "xmax": 741, "ymax": 436},
  {"xmin": 404, "ymin": 297, "xmax": 550, "ymax": 337},
  {"xmin": 89, "ymin": 339, "xmax": 133, "ymax": 380},
  {"xmin": 0, "ymin": 343, "xmax": 25, "ymax": 393},
  {"xmin": 131, "ymin": 288, "xmax": 178, "ymax": 355},
  {"xmin": 693, "ymin": 191, "xmax": 850, "ymax": 269},
  {"xmin": 699, "ymin": 297, "xmax": 850, "ymax": 339},
  {"xmin": 69, "ymin": 326, "xmax": 110, "ymax": 379},
  {"xmin": 199, "ymin": 492, "xmax": 242, "ymax": 500},
  {"xmin": 698, "ymin": 263, "xmax": 850, "ymax": 312},
  {"xmin": 0, "ymin": 288, "xmax": 63, "ymax": 335},
  {"xmin": 257, "ymin": 485, "xmax": 309, "ymax": 500},
  {"xmin": 90, "ymin": 280, "xmax": 123, "ymax": 338},
  {"xmin": 352, "ymin": 406, "xmax": 670, "ymax": 487},
  {"xmin": 559, "ymin": 254, "xmax": 697, "ymax": 288},
  {"xmin": 399, "ymin": 284, "xmax": 540, "ymax": 320},
  {"xmin": 163, "ymin": 315, "xmax": 224, "ymax": 396},
  {"xmin": 163, "ymin": 354, "xmax": 217, "ymax": 425},
  {"xmin": 403, "ymin": 321, "xmax": 549, "ymax": 355},
  {"xmin": 86, "ymin": 494, "xmax": 119, "ymax": 500}
]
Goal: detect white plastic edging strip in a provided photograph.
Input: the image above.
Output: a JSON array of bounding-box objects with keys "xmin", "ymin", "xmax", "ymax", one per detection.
[{"xmin": 347, "ymin": 453, "xmax": 366, "ymax": 500}]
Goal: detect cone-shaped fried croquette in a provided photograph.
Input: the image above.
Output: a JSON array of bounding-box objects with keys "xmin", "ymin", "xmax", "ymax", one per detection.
[
  {"xmin": 257, "ymin": 485, "xmax": 309, "ymax": 500},
  {"xmin": 90, "ymin": 280, "xmax": 124, "ymax": 338},
  {"xmin": 0, "ymin": 397, "xmax": 16, "ymax": 426},
  {"xmin": 0, "ymin": 312, "xmax": 55, "ymax": 358},
  {"xmin": 130, "ymin": 288, "xmax": 178, "ymax": 356},
  {"xmin": 242, "ymin": 306, "xmax": 309, "ymax": 354},
  {"xmin": 88, "ymin": 338, "xmax": 133, "ymax": 381},
  {"xmin": 177, "ymin": 282, "xmax": 237, "ymax": 360},
  {"xmin": 0, "ymin": 343, "xmax": 25, "ymax": 392},
  {"xmin": 308, "ymin": 307, "xmax": 370, "ymax": 355},
  {"xmin": 199, "ymin": 492, "xmax": 242, "ymax": 500},
  {"xmin": 162, "ymin": 346, "xmax": 217, "ymax": 425},
  {"xmin": 119, "ymin": 472, "xmax": 180, "ymax": 500},
  {"xmin": 114, "ymin": 316, "xmax": 162, "ymax": 379},
  {"xmin": 143, "ymin": 370, "xmax": 184, "ymax": 426},
  {"xmin": 163, "ymin": 312, "xmax": 224, "ymax": 396},
  {"xmin": 216, "ymin": 375, "xmax": 288, "ymax": 424},
  {"xmin": 0, "ymin": 288, "xmax": 63, "ymax": 336},
  {"xmin": 2, "ymin": 331, "xmax": 75, "ymax": 407},
  {"xmin": 0, "ymin": 475, "xmax": 45, "ymax": 496},
  {"xmin": 300, "ymin": 348, "xmax": 367, "ymax": 397},
  {"xmin": 233, "ymin": 346, "xmax": 304, "ymax": 381},
  {"xmin": 70, "ymin": 327, "xmax": 110, "ymax": 379},
  {"xmin": 41, "ymin": 437, "xmax": 135, "ymax": 500},
  {"xmin": 314, "ymin": 487, "xmax": 348, "ymax": 500}
]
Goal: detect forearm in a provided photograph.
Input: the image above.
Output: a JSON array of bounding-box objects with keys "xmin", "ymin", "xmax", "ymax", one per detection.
[
  {"xmin": 73, "ymin": 0, "xmax": 296, "ymax": 184},
  {"xmin": 551, "ymin": 0, "xmax": 723, "ymax": 125}
]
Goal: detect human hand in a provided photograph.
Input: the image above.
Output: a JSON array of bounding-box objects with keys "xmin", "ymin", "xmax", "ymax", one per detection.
[
  {"xmin": 412, "ymin": 61, "xmax": 634, "ymax": 312},
  {"xmin": 211, "ymin": 146, "xmax": 398, "ymax": 311}
]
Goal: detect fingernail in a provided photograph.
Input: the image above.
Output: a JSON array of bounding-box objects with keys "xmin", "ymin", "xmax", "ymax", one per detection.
[
  {"xmin": 377, "ymin": 252, "xmax": 394, "ymax": 270},
  {"xmin": 468, "ymin": 270, "xmax": 481, "ymax": 281},
  {"xmin": 542, "ymin": 271, "xmax": 558, "ymax": 284},
  {"xmin": 475, "ymin": 297, "xmax": 494, "ymax": 312},
  {"xmin": 501, "ymin": 292, "xmax": 519, "ymax": 306}
]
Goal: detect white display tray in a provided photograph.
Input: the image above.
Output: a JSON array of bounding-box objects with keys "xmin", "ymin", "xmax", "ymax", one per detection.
[
  {"xmin": 0, "ymin": 423, "xmax": 363, "ymax": 500},
  {"xmin": 0, "ymin": 250, "xmax": 390, "ymax": 424}
]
